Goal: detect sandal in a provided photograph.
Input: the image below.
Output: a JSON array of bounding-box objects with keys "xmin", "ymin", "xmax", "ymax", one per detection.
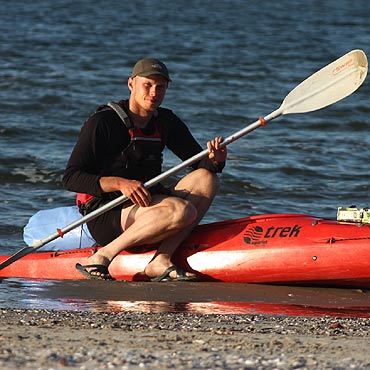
[
  {"xmin": 75, "ymin": 263, "xmax": 115, "ymax": 281},
  {"xmin": 150, "ymin": 265, "xmax": 198, "ymax": 282}
]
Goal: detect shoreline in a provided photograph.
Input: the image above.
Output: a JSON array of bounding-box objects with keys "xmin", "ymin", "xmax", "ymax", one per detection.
[{"xmin": 1, "ymin": 309, "xmax": 369, "ymax": 369}]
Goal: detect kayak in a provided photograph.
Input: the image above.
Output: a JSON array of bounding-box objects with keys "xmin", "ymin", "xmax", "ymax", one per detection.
[
  {"xmin": 1, "ymin": 213, "xmax": 370, "ymax": 287},
  {"xmin": 2, "ymin": 50, "xmax": 367, "ymax": 286}
]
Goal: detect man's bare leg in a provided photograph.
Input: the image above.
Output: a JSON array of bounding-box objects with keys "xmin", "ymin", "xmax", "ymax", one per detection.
[
  {"xmin": 81, "ymin": 169, "xmax": 220, "ymax": 279},
  {"xmin": 144, "ymin": 168, "xmax": 220, "ymax": 279},
  {"xmin": 82, "ymin": 195, "xmax": 198, "ymax": 273}
]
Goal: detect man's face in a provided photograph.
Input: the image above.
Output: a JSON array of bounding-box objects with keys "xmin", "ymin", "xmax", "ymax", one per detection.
[{"xmin": 128, "ymin": 75, "xmax": 168, "ymax": 113}]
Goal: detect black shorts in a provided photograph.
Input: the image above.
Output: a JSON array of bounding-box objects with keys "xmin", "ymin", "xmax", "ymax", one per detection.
[
  {"xmin": 84, "ymin": 184, "xmax": 172, "ymax": 246},
  {"xmin": 86, "ymin": 202, "xmax": 123, "ymax": 246}
]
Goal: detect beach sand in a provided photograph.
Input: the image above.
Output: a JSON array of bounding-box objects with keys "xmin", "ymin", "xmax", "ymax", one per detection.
[{"xmin": 0, "ymin": 309, "xmax": 369, "ymax": 369}]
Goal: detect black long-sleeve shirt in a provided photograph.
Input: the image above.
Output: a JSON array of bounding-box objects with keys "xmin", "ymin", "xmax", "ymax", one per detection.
[{"xmin": 63, "ymin": 103, "xmax": 224, "ymax": 198}]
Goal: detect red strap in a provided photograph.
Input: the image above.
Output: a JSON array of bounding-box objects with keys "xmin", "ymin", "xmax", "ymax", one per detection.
[{"xmin": 76, "ymin": 193, "xmax": 94, "ymax": 207}]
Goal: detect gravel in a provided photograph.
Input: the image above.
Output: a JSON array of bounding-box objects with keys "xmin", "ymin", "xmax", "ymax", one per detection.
[{"xmin": 1, "ymin": 309, "xmax": 369, "ymax": 369}]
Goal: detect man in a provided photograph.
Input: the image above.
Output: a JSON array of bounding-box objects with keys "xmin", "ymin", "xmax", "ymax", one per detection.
[{"xmin": 63, "ymin": 58, "xmax": 227, "ymax": 281}]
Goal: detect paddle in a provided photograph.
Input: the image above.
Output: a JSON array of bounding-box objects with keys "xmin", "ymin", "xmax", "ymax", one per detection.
[{"xmin": 0, "ymin": 49, "xmax": 367, "ymax": 271}]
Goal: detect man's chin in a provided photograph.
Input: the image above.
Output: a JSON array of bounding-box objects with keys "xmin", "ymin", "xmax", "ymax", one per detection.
[{"xmin": 146, "ymin": 104, "xmax": 157, "ymax": 112}]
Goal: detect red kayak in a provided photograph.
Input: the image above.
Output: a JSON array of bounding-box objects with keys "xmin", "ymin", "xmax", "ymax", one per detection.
[{"xmin": 1, "ymin": 213, "xmax": 370, "ymax": 288}]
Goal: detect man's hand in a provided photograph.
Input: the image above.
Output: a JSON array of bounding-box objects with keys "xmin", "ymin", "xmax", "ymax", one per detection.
[
  {"xmin": 207, "ymin": 136, "xmax": 227, "ymax": 162},
  {"xmin": 119, "ymin": 179, "xmax": 152, "ymax": 207},
  {"xmin": 100, "ymin": 177, "xmax": 152, "ymax": 207}
]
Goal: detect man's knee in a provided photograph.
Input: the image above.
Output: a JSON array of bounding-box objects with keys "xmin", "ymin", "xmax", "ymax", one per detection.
[
  {"xmin": 170, "ymin": 198, "xmax": 198, "ymax": 227},
  {"xmin": 192, "ymin": 168, "xmax": 220, "ymax": 194},
  {"xmin": 174, "ymin": 168, "xmax": 220, "ymax": 200}
]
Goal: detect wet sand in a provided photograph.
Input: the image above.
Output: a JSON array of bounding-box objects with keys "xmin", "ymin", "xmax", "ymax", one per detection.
[
  {"xmin": 0, "ymin": 308, "xmax": 370, "ymax": 369},
  {"xmin": 33, "ymin": 280, "xmax": 370, "ymax": 317},
  {"xmin": 1, "ymin": 281, "xmax": 370, "ymax": 369}
]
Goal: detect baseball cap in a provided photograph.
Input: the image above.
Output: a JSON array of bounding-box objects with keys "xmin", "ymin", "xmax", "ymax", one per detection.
[{"xmin": 131, "ymin": 58, "xmax": 171, "ymax": 81}]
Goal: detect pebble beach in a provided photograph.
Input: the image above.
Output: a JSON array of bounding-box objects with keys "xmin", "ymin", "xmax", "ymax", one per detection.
[{"xmin": 1, "ymin": 309, "xmax": 369, "ymax": 369}]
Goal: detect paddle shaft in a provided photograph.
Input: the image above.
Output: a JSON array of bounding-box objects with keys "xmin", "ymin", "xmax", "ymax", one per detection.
[
  {"xmin": 32, "ymin": 107, "xmax": 282, "ymax": 248},
  {"xmin": 0, "ymin": 111, "xmax": 282, "ymax": 272}
]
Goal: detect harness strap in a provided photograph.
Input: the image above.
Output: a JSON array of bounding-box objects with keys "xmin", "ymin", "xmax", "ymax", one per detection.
[{"xmin": 107, "ymin": 101, "xmax": 132, "ymax": 129}]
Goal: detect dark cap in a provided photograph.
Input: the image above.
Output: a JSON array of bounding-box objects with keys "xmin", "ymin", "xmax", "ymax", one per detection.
[{"xmin": 131, "ymin": 58, "xmax": 171, "ymax": 81}]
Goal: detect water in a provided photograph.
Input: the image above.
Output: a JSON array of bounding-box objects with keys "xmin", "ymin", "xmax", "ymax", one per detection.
[
  {"xmin": 1, "ymin": 0, "xmax": 370, "ymax": 314},
  {"xmin": 1, "ymin": 279, "xmax": 370, "ymax": 318}
]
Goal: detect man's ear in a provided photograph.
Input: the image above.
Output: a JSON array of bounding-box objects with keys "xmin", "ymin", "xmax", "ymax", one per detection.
[{"xmin": 127, "ymin": 77, "xmax": 134, "ymax": 91}]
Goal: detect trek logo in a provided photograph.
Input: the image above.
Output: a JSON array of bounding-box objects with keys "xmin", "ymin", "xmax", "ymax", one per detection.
[{"xmin": 244, "ymin": 224, "xmax": 302, "ymax": 245}]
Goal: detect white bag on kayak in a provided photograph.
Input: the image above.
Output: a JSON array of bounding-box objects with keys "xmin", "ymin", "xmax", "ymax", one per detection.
[{"xmin": 23, "ymin": 206, "xmax": 96, "ymax": 251}]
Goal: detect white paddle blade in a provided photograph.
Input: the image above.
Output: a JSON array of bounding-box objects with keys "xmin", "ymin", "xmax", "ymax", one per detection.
[{"xmin": 281, "ymin": 49, "xmax": 368, "ymax": 115}]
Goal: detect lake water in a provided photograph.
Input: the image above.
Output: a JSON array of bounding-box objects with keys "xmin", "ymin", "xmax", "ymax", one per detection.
[{"xmin": 1, "ymin": 0, "xmax": 369, "ymax": 314}]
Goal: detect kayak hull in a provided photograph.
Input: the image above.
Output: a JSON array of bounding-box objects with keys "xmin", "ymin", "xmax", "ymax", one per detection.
[{"xmin": 1, "ymin": 214, "xmax": 370, "ymax": 288}]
